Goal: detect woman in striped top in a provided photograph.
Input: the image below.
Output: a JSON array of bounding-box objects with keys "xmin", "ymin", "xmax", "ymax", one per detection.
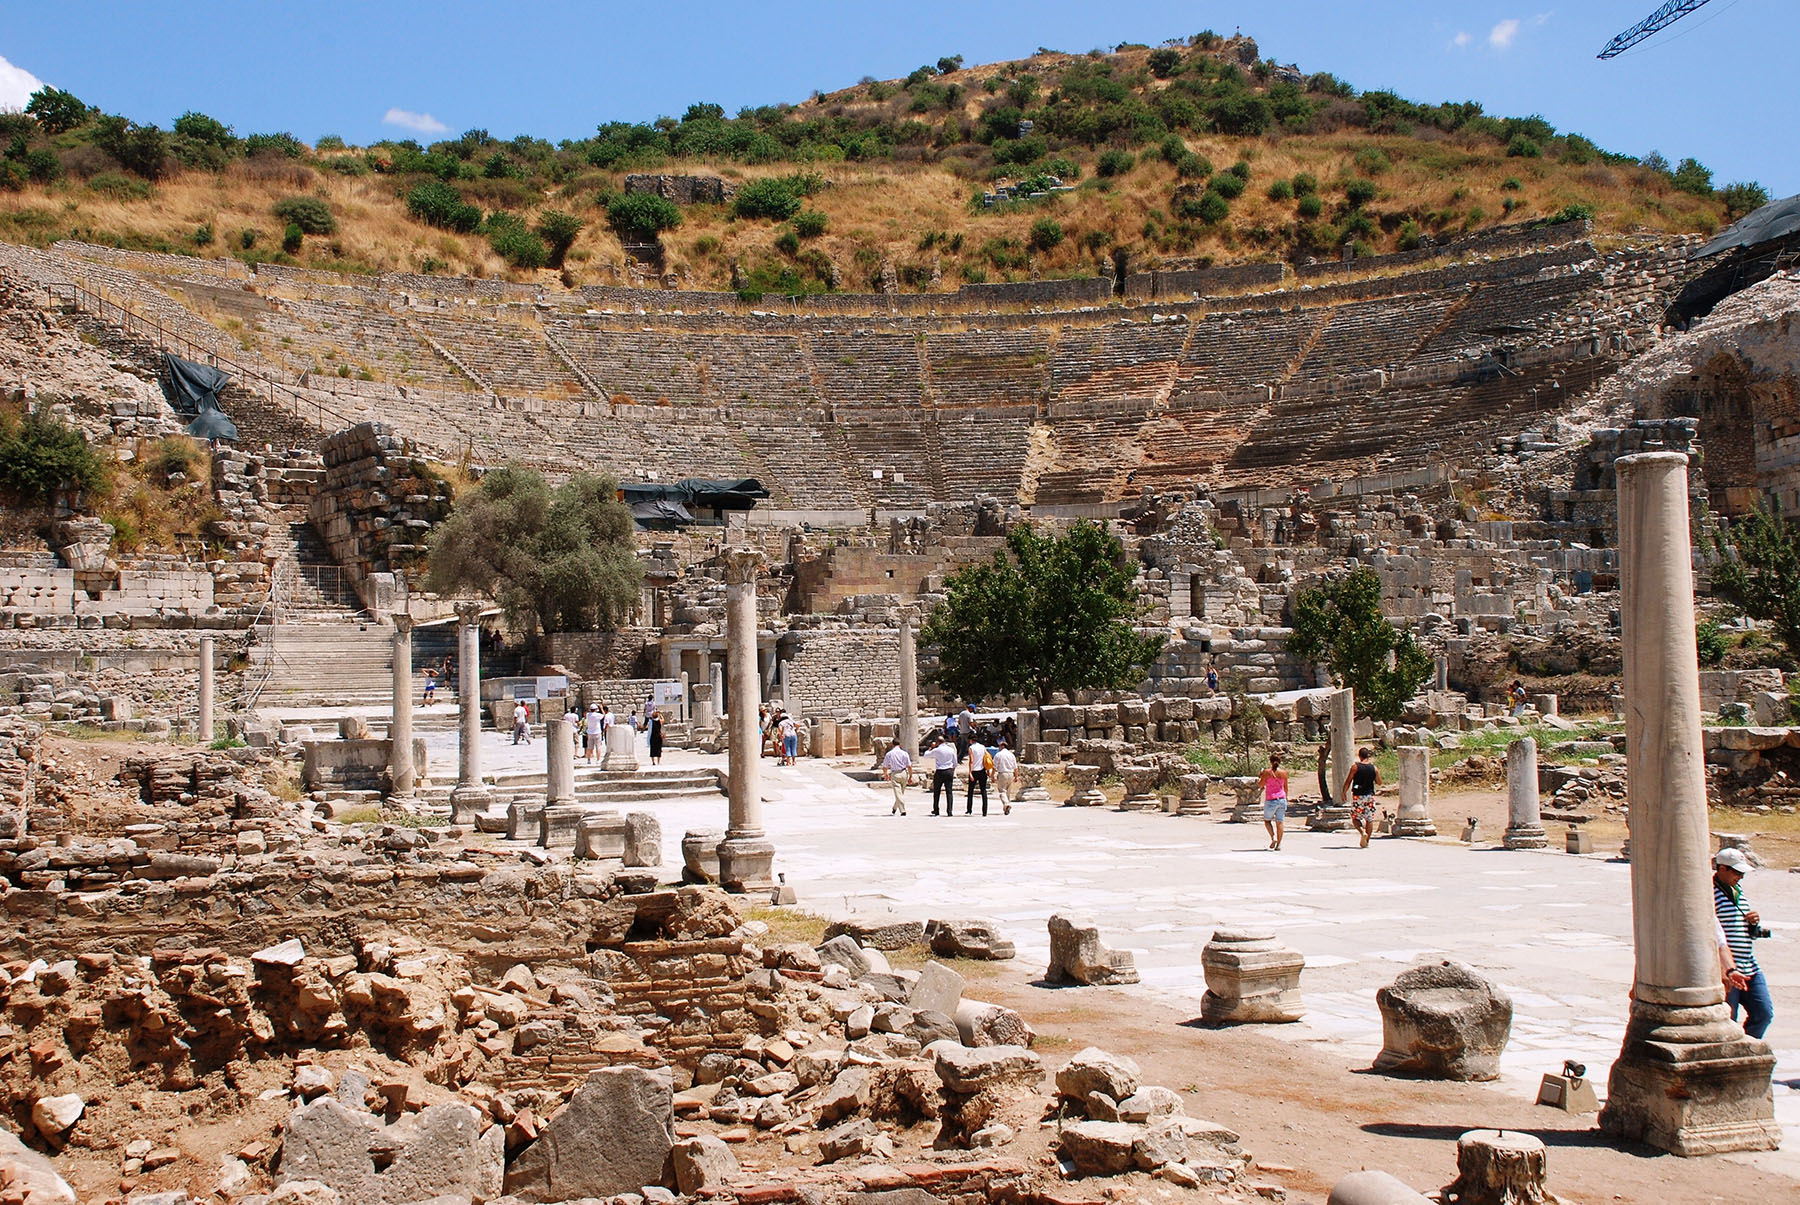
[{"xmin": 1713, "ymin": 847, "xmax": 1773, "ymax": 1039}]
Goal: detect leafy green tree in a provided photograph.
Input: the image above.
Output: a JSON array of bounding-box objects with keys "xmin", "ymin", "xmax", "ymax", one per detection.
[
  {"xmin": 1672, "ymin": 156, "xmax": 1713, "ymax": 197},
  {"xmin": 486, "ymin": 212, "xmax": 549, "ymax": 268},
  {"xmin": 92, "ymin": 115, "xmax": 169, "ymax": 179},
  {"xmin": 1718, "ymin": 181, "xmax": 1769, "ymax": 220},
  {"xmin": 425, "ymin": 465, "xmax": 643, "ymax": 637},
  {"xmin": 605, "ymin": 191, "xmax": 681, "ymax": 239},
  {"xmin": 1288, "ymin": 567, "xmax": 1433, "ymax": 722},
  {"xmin": 1147, "ymin": 48, "xmax": 1183, "ymax": 78},
  {"xmin": 25, "ymin": 87, "xmax": 92, "ymax": 134},
  {"xmin": 272, "ymin": 195, "xmax": 336, "ymax": 234},
  {"xmin": 921, "ymin": 521, "xmax": 1164, "ymax": 705},
  {"xmin": 733, "ymin": 177, "xmax": 804, "ymax": 220},
  {"xmin": 0, "ymin": 406, "xmax": 109, "ymax": 502},
  {"xmin": 173, "ymin": 111, "xmax": 235, "ymax": 148},
  {"xmin": 406, "ymin": 179, "xmax": 482, "ymax": 232},
  {"xmin": 535, "ymin": 209, "xmax": 584, "ymax": 266},
  {"xmin": 1711, "ymin": 506, "xmax": 1800, "ymax": 665}
]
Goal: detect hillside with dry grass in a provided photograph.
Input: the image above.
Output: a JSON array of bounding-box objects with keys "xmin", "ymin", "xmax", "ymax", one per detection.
[{"xmin": 0, "ymin": 32, "xmax": 1759, "ymax": 297}]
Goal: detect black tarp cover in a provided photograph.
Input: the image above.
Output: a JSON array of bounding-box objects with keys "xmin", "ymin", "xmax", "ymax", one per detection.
[
  {"xmin": 620, "ymin": 478, "xmax": 769, "ymax": 511},
  {"xmin": 1692, "ymin": 193, "xmax": 1800, "ymax": 259},
  {"xmin": 164, "ymin": 353, "xmax": 239, "ymax": 442},
  {"xmin": 629, "ymin": 499, "xmax": 695, "ymax": 524}
]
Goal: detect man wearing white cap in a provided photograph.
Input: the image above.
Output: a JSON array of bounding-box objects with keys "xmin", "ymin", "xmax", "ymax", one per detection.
[{"xmin": 1713, "ymin": 847, "xmax": 1773, "ymax": 1039}]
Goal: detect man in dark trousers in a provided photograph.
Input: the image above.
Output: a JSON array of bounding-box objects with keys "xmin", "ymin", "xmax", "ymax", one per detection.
[
  {"xmin": 925, "ymin": 734, "xmax": 959, "ymax": 817},
  {"xmin": 965, "ymin": 732, "xmax": 990, "ymax": 816}
]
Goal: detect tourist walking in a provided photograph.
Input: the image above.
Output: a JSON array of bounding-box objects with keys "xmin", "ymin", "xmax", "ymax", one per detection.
[
  {"xmin": 1714, "ymin": 847, "xmax": 1774, "ymax": 1038},
  {"xmin": 992, "ymin": 740, "xmax": 1017, "ymax": 814},
  {"xmin": 881, "ymin": 739, "xmax": 913, "ymax": 815},
  {"xmin": 965, "ymin": 733, "xmax": 990, "ymax": 816},
  {"xmin": 926, "ymin": 735, "xmax": 958, "ymax": 817},
  {"xmin": 648, "ymin": 707, "xmax": 664, "ymax": 765},
  {"xmin": 1259, "ymin": 753, "xmax": 1289, "ymax": 850},
  {"xmin": 1206, "ymin": 665, "xmax": 1220, "ymax": 694},
  {"xmin": 583, "ymin": 704, "xmax": 604, "ymax": 763},
  {"xmin": 511, "ymin": 699, "xmax": 532, "ymax": 745},
  {"xmin": 1341, "ymin": 748, "xmax": 1379, "ymax": 847},
  {"xmin": 1508, "ymin": 679, "xmax": 1528, "ymax": 717},
  {"xmin": 422, "ymin": 667, "xmax": 438, "ymax": 705}
]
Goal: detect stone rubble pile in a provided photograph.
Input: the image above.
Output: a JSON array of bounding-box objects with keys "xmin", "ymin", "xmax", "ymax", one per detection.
[{"xmin": 1051, "ymin": 1047, "xmax": 1249, "ymax": 1186}]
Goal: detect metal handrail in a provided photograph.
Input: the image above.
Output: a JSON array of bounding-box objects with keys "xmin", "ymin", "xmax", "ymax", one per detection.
[{"xmin": 13, "ymin": 269, "xmax": 359, "ymax": 435}]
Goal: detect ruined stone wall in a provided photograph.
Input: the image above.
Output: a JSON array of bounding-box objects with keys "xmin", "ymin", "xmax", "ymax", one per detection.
[
  {"xmin": 958, "ymin": 277, "xmax": 1112, "ymax": 307},
  {"xmin": 1124, "ymin": 261, "xmax": 1286, "ymax": 299},
  {"xmin": 785, "ymin": 628, "xmax": 901, "ymax": 716},
  {"xmin": 541, "ymin": 630, "xmax": 657, "ymax": 681},
  {"xmin": 309, "ymin": 422, "xmax": 454, "ymax": 603}
]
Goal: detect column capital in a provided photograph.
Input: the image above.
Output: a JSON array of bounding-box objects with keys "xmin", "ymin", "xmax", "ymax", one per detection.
[
  {"xmin": 454, "ymin": 600, "xmax": 486, "ymax": 626},
  {"xmin": 392, "ymin": 613, "xmax": 414, "ymax": 635},
  {"xmin": 898, "ymin": 605, "xmax": 918, "ymax": 627},
  {"xmin": 722, "ymin": 547, "xmax": 764, "ymax": 586}
]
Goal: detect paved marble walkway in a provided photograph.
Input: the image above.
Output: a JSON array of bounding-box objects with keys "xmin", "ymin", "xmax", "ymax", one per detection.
[{"xmin": 415, "ymin": 723, "xmax": 1800, "ymax": 1176}]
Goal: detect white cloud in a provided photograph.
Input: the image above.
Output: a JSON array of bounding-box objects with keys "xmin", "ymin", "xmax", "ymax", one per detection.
[
  {"xmin": 1489, "ymin": 18, "xmax": 1522, "ymax": 49},
  {"xmin": 1451, "ymin": 31, "xmax": 1472, "ymax": 48},
  {"xmin": 383, "ymin": 107, "xmax": 447, "ymax": 135},
  {"xmin": 0, "ymin": 54, "xmax": 47, "ymax": 112}
]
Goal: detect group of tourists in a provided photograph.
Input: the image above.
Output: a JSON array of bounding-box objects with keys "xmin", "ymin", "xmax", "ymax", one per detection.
[
  {"xmin": 759, "ymin": 705, "xmax": 799, "ymax": 764},
  {"xmin": 877, "ymin": 704, "xmax": 1018, "ymax": 817}
]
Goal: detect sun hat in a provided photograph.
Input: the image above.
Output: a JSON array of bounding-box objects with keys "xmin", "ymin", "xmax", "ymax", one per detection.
[{"xmin": 1714, "ymin": 847, "xmax": 1753, "ymax": 874}]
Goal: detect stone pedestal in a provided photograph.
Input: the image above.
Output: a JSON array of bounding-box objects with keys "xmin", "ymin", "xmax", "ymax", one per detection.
[
  {"xmin": 1599, "ymin": 452, "xmax": 1779, "ymax": 1155},
  {"xmin": 1014, "ymin": 763, "xmax": 1051, "ymax": 803},
  {"xmin": 1310, "ymin": 688, "xmax": 1355, "ymax": 831},
  {"xmin": 389, "ymin": 617, "xmax": 415, "ymax": 798},
  {"xmin": 898, "ymin": 609, "xmax": 919, "ymax": 758},
  {"xmin": 1178, "ymin": 773, "xmax": 1209, "ymax": 816},
  {"xmin": 1393, "ymin": 746, "xmax": 1436, "ymax": 837},
  {"xmin": 719, "ymin": 548, "xmax": 775, "ymax": 892},
  {"xmin": 1045, "ymin": 914, "xmax": 1139, "ymax": 986},
  {"xmin": 1533, "ymin": 693, "xmax": 1558, "ymax": 718},
  {"xmin": 601, "ymin": 721, "xmax": 639, "ymax": 772},
  {"xmin": 1200, "ymin": 930, "xmax": 1305, "ymax": 1024},
  {"xmin": 574, "ymin": 811, "xmax": 627, "ymax": 860},
  {"xmin": 1444, "ymin": 1131, "xmax": 1550, "ymax": 1205},
  {"xmin": 1503, "ymin": 737, "xmax": 1548, "ymax": 849},
  {"xmin": 448, "ymin": 605, "xmax": 492, "ymax": 823},
  {"xmin": 1226, "ymin": 777, "xmax": 1261, "ymax": 823},
  {"xmin": 1117, "ymin": 765, "xmax": 1160, "ymax": 811},
  {"xmin": 682, "ymin": 829, "xmax": 723, "ymax": 883},
  {"xmin": 197, "ymin": 633, "xmax": 215, "ymax": 743},
  {"xmin": 691, "ymin": 682, "xmax": 714, "ymax": 729},
  {"xmin": 1374, "ymin": 960, "xmax": 1512, "ymax": 1081},
  {"xmin": 506, "ymin": 799, "xmax": 541, "ymax": 843},
  {"xmin": 539, "ymin": 805, "xmax": 584, "ymax": 849},
  {"xmin": 1062, "ymin": 764, "xmax": 1106, "ymax": 807}
]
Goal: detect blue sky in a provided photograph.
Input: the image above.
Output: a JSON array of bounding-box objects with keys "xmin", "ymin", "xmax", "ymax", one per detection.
[{"xmin": 2, "ymin": 1, "xmax": 1794, "ymax": 195}]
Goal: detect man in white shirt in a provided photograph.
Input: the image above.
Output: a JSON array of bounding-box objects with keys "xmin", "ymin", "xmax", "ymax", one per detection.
[
  {"xmin": 512, "ymin": 700, "xmax": 532, "ymax": 745},
  {"xmin": 965, "ymin": 735, "xmax": 989, "ymax": 816},
  {"xmin": 583, "ymin": 704, "xmax": 604, "ymax": 764},
  {"xmin": 927, "ymin": 736, "xmax": 959, "ymax": 817},
  {"xmin": 881, "ymin": 740, "xmax": 913, "ymax": 815},
  {"xmin": 992, "ymin": 740, "xmax": 1018, "ymax": 814}
]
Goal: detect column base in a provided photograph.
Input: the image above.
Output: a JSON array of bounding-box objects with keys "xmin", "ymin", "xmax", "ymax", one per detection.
[
  {"xmin": 717, "ymin": 835, "xmax": 776, "ymax": 894},
  {"xmin": 1599, "ymin": 1000, "xmax": 1780, "ymax": 1156},
  {"xmin": 1393, "ymin": 818, "xmax": 1438, "ymax": 838},
  {"xmin": 448, "ymin": 785, "xmax": 492, "ymax": 825},
  {"xmin": 601, "ymin": 751, "xmax": 640, "ymax": 772},
  {"xmin": 1309, "ymin": 806, "xmax": 1352, "ymax": 832},
  {"xmin": 1117, "ymin": 793, "xmax": 1161, "ymax": 812},
  {"xmin": 1503, "ymin": 824, "xmax": 1549, "ymax": 850},
  {"xmin": 1015, "ymin": 787, "xmax": 1052, "ymax": 803},
  {"xmin": 1063, "ymin": 788, "xmax": 1108, "ymax": 807}
]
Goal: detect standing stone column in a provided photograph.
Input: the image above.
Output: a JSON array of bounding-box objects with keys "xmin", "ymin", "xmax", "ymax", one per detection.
[
  {"xmin": 678, "ymin": 671, "xmax": 690, "ymax": 724},
  {"xmin": 711, "ymin": 660, "xmax": 726, "ymax": 720},
  {"xmin": 389, "ymin": 615, "xmax": 415, "ymax": 798},
  {"xmin": 1598, "ymin": 452, "xmax": 1778, "ymax": 1155},
  {"xmin": 898, "ymin": 608, "xmax": 919, "ymax": 758},
  {"xmin": 718, "ymin": 549, "xmax": 775, "ymax": 892},
  {"xmin": 1503, "ymin": 737, "xmax": 1547, "ymax": 849},
  {"xmin": 449, "ymin": 603, "xmax": 492, "ymax": 823},
  {"xmin": 691, "ymin": 682, "xmax": 715, "ymax": 729},
  {"xmin": 1311, "ymin": 687, "xmax": 1354, "ymax": 831},
  {"xmin": 196, "ymin": 634, "xmax": 214, "ymax": 744},
  {"xmin": 545, "ymin": 717, "xmax": 575, "ymax": 806},
  {"xmin": 1393, "ymin": 746, "xmax": 1436, "ymax": 837}
]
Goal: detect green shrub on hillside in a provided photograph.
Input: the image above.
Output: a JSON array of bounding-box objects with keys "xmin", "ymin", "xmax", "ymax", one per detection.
[
  {"xmin": 1175, "ymin": 153, "xmax": 1211, "ymax": 180},
  {"xmin": 0, "ymin": 407, "xmax": 109, "ymax": 502},
  {"xmin": 25, "ymin": 87, "xmax": 93, "ymax": 134},
  {"xmin": 1297, "ymin": 193, "xmax": 1323, "ymax": 219},
  {"xmin": 1266, "ymin": 177, "xmax": 1292, "ymax": 201},
  {"xmin": 1029, "ymin": 217, "xmax": 1064, "ymax": 250},
  {"xmin": 535, "ymin": 210, "xmax": 584, "ymax": 266},
  {"xmin": 732, "ymin": 173, "xmax": 823, "ymax": 221},
  {"xmin": 1343, "ymin": 177, "xmax": 1377, "ymax": 207},
  {"xmin": 792, "ymin": 208, "xmax": 828, "ymax": 238},
  {"xmin": 173, "ymin": 111, "xmax": 235, "ymax": 148},
  {"xmin": 272, "ymin": 195, "xmax": 336, "ymax": 234},
  {"xmin": 605, "ymin": 192, "xmax": 681, "ymax": 241},
  {"xmin": 486, "ymin": 212, "xmax": 548, "ymax": 268},
  {"xmin": 1209, "ymin": 171, "xmax": 1245, "ymax": 199},
  {"xmin": 87, "ymin": 172, "xmax": 153, "ymax": 200},
  {"xmin": 1096, "ymin": 149, "xmax": 1135, "ymax": 177},
  {"xmin": 1672, "ymin": 157, "xmax": 1714, "ymax": 197},
  {"xmin": 1719, "ymin": 181, "xmax": 1769, "ymax": 219},
  {"xmin": 243, "ymin": 132, "xmax": 306, "ymax": 159},
  {"xmin": 282, "ymin": 223, "xmax": 303, "ymax": 253},
  {"xmin": 1291, "ymin": 172, "xmax": 1318, "ymax": 197},
  {"xmin": 406, "ymin": 179, "xmax": 482, "ymax": 232},
  {"xmin": 1506, "ymin": 134, "xmax": 1542, "ymax": 159}
]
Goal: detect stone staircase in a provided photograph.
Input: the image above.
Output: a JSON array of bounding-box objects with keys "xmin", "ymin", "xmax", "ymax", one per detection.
[
  {"xmin": 247, "ymin": 620, "xmax": 394, "ymax": 707},
  {"xmin": 413, "ymin": 764, "xmax": 726, "ymax": 811}
]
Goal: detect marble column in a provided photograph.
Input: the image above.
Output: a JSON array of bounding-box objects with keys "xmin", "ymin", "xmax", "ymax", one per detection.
[
  {"xmin": 545, "ymin": 717, "xmax": 575, "ymax": 806},
  {"xmin": 1393, "ymin": 746, "xmax": 1436, "ymax": 837},
  {"xmin": 678, "ymin": 671, "xmax": 690, "ymax": 724},
  {"xmin": 1310, "ymin": 687, "xmax": 1354, "ymax": 831},
  {"xmin": 1598, "ymin": 452, "xmax": 1778, "ymax": 1154},
  {"xmin": 449, "ymin": 603, "xmax": 492, "ymax": 823},
  {"xmin": 718, "ymin": 549, "xmax": 774, "ymax": 892},
  {"xmin": 389, "ymin": 616, "xmax": 415, "ymax": 798},
  {"xmin": 196, "ymin": 634, "xmax": 214, "ymax": 744},
  {"xmin": 691, "ymin": 682, "xmax": 715, "ymax": 729},
  {"xmin": 711, "ymin": 660, "xmax": 726, "ymax": 720},
  {"xmin": 1503, "ymin": 737, "xmax": 1548, "ymax": 849},
  {"xmin": 898, "ymin": 608, "xmax": 919, "ymax": 758}
]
